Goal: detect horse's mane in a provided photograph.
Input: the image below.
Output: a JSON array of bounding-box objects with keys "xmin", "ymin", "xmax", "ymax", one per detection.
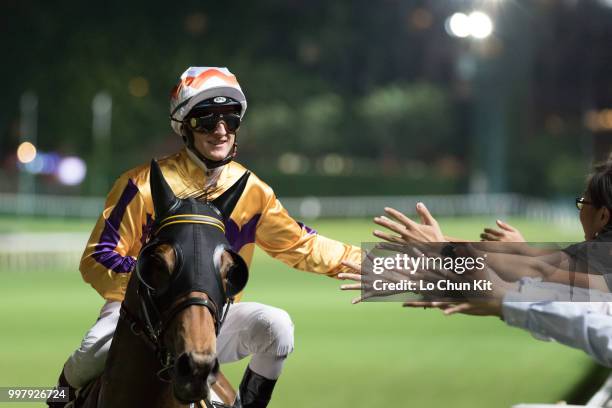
[{"xmin": 178, "ymin": 185, "xmax": 221, "ymax": 203}]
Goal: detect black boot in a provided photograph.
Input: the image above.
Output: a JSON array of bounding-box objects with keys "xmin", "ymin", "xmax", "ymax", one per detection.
[
  {"xmin": 236, "ymin": 366, "xmax": 277, "ymax": 408},
  {"xmin": 46, "ymin": 368, "xmax": 75, "ymax": 408}
]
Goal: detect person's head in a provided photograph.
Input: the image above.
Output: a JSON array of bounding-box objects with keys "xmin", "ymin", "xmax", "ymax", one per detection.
[
  {"xmin": 169, "ymin": 67, "xmax": 247, "ymax": 169},
  {"xmin": 578, "ymin": 160, "xmax": 612, "ymax": 240}
]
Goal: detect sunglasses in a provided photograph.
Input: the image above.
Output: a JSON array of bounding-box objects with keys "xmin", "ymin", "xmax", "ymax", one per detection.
[
  {"xmin": 576, "ymin": 197, "xmax": 594, "ymax": 210},
  {"xmin": 186, "ymin": 112, "xmax": 241, "ymax": 133}
]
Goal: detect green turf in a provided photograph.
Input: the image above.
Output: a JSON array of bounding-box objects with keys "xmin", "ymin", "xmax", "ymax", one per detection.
[{"xmin": 0, "ymin": 216, "xmax": 592, "ymax": 407}]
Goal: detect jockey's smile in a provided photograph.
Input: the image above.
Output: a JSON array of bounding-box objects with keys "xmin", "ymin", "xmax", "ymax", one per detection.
[{"xmin": 192, "ymin": 119, "xmax": 237, "ymax": 163}]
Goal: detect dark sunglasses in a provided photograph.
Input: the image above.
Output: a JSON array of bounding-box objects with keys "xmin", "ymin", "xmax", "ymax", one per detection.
[
  {"xmin": 576, "ymin": 197, "xmax": 594, "ymax": 210},
  {"xmin": 186, "ymin": 112, "xmax": 241, "ymax": 133}
]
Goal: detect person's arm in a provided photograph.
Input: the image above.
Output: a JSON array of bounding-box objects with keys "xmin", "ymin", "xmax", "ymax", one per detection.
[
  {"xmin": 402, "ymin": 277, "xmax": 612, "ymax": 367},
  {"xmin": 502, "ymin": 292, "xmax": 612, "ymax": 367},
  {"xmin": 79, "ymin": 172, "xmax": 149, "ymax": 301},
  {"xmin": 545, "ymin": 269, "xmax": 610, "ymax": 292},
  {"xmin": 254, "ymin": 185, "xmax": 361, "ymax": 277}
]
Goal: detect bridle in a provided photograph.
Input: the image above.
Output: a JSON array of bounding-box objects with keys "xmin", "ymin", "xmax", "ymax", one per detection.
[{"xmin": 120, "ymin": 213, "xmax": 235, "ymax": 383}]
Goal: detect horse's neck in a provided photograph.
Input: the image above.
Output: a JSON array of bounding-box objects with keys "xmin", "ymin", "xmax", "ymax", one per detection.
[
  {"xmin": 98, "ymin": 316, "xmax": 173, "ymax": 407},
  {"xmin": 98, "ymin": 281, "xmax": 188, "ymax": 408}
]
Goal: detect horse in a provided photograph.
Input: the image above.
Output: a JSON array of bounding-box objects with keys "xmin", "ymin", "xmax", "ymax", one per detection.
[{"xmin": 77, "ymin": 160, "xmax": 250, "ymax": 408}]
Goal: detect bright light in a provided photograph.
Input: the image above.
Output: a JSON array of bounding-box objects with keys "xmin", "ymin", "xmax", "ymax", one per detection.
[
  {"xmin": 17, "ymin": 142, "xmax": 37, "ymax": 164},
  {"xmin": 57, "ymin": 156, "xmax": 87, "ymax": 186},
  {"xmin": 469, "ymin": 11, "xmax": 493, "ymax": 39},
  {"xmin": 446, "ymin": 13, "xmax": 470, "ymax": 38},
  {"xmin": 446, "ymin": 11, "xmax": 494, "ymax": 39}
]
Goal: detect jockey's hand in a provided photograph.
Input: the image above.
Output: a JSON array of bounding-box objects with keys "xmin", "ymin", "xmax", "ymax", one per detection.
[
  {"xmin": 480, "ymin": 220, "xmax": 526, "ymax": 242},
  {"xmin": 373, "ymin": 203, "xmax": 446, "ymax": 244},
  {"xmin": 338, "ymin": 261, "xmax": 366, "ymax": 304},
  {"xmin": 338, "ymin": 257, "xmax": 415, "ymax": 304},
  {"xmin": 402, "ymin": 299, "xmax": 503, "ymax": 317},
  {"xmin": 338, "ymin": 260, "xmax": 399, "ymax": 304}
]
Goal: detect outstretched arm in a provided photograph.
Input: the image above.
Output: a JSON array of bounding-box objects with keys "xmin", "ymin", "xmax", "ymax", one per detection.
[{"xmin": 255, "ymin": 189, "xmax": 361, "ymax": 277}]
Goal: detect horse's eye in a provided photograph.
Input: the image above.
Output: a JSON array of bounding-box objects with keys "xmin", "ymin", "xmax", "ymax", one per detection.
[{"xmin": 137, "ymin": 244, "xmax": 176, "ymax": 294}]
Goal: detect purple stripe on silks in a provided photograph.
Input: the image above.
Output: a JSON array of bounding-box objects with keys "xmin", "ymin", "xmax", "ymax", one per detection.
[
  {"xmin": 92, "ymin": 179, "xmax": 139, "ymax": 273},
  {"xmin": 297, "ymin": 221, "xmax": 317, "ymax": 235},
  {"xmin": 225, "ymin": 214, "xmax": 261, "ymax": 252}
]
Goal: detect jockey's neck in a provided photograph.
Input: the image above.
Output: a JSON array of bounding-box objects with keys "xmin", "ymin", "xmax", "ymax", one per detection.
[{"xmin": 185, "ymin": 148, "xmax": 224, "ymax": 189}]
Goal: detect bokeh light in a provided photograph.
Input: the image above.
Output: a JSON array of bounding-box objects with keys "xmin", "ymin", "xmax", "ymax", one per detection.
[
  {"xmin": 16, "ymin": 142, "xmax": 37, "ymax": 164},
  {"xmin": 446, "ymin": 11, "xmax": 493, "ymax": 39},
  {"xmin": 409, "ymin": 8, "xmax": 433, "ymax": 31},
  {"xmin": 128, "ymin": 77, "xmax": 149, "ymax": 97},
  {"xmin": 57, "ymin": 156, "xmax": 87, "ymax": 186},
  {"xmin": 469, "ymin": 11, "xmax": 494, "ymax": 39},
  {"xmin": 446, "ymin": 13, "xmax": 470, "ymax": 38}
]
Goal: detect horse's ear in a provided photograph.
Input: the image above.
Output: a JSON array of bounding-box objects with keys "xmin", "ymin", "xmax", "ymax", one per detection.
[
  {"xmin": 212, "ymin": 171, "xmax": 250, "ymax": 220},
  {"xmin": 150, "ymin": 159, "xmax": 177, "ymax": 217}
]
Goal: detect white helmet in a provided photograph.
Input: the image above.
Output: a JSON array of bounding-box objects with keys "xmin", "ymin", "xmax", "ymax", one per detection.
[{"xmin": 169, "ymin": 67, "xmax": 247, "ymax": 135}]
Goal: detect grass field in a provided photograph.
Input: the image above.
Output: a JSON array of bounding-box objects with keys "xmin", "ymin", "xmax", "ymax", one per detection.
[{"xmin": 0, "ymin": 215, "xmax": 594, "ymax": 407}]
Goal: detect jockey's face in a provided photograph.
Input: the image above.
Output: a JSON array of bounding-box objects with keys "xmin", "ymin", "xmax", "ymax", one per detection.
[
  {"xmin": 189, "ymin": 106, "xmax": 239, "ymax": 163},
  {"xmin": 192, "ymin": 121, "xmax": 236, "ymax": 162}
]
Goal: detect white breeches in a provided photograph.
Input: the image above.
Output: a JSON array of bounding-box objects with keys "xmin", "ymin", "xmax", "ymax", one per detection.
[{"xmin": 63, "ymin": 301, "xmax": 294, "ymax": 388}]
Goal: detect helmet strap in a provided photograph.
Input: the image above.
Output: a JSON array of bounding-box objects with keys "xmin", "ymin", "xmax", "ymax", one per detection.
[{"xmin": 181, "ymin": 127, "xmax": 238, "ymax": 170}]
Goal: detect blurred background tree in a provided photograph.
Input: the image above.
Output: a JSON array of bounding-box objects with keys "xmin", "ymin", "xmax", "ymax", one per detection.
[{"xmin": 1, "ymin": 0, "xmax": 610, "ymax": 199}]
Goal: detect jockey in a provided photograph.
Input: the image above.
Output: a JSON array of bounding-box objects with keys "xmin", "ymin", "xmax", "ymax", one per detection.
[{"xmin": 50, "ymin": 67, "xmax": 362, "ymax": 408}]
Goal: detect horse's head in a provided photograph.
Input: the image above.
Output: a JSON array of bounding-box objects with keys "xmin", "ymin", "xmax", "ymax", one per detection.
[{"xmin": 134, "ymin": 160, "xmax": 249, "ymax": 403}]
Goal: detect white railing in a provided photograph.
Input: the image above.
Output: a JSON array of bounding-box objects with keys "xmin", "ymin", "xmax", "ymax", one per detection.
[
  {"xmin": 0, "ymin": 232, "xmax": 87, "ymax": 272},
  {"xmin": 0, "ymin": 192, "xmax": 579, "ymax": 222}
]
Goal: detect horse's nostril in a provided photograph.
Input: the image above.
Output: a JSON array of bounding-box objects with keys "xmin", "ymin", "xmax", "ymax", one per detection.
[
  {"xmin": 175, "ymin": 352, "xmax": 216, "ymax": 378},
  {"xmin": 175, "ymin": 352, "xmax": 192, "ymax": 378}
]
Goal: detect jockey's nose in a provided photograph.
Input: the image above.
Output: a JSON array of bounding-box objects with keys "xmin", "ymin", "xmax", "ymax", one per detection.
[{"xmin": 214, "ymin": 120, "xmax": 228, "ymax": 136}]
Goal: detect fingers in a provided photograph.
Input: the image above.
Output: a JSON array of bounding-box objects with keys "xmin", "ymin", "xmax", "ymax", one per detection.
[
  {"xmin": 402, "ymin": 301, "xmax": 436, "ymax": 308},
  {"xmin": 402, "ymin": 301, "xmax": 450, "ymax": 308},
  {"xmin": 341, "ymin": 261, "xmax": 361, "ymax": 274},
  {"xmin": 337, "ymin": 272, "xmax": 362, "ymax": 282},
  {"xmin": 351, "ymin": 295, "xmax": 364, "ymax": 304},
  {"xmin": 483, "ymin": 228, "xmax": 504, "ymax": 237},
  {"xmin": 414, "ymin": 202, "xmax": 437, "ymax": 226},
  {"xmin": 373, "ymin": 229, "xmax": 405, "ymax": 244},
  {"xmin": 480, "ymin": 232, "xmax": 500, "ymax": 241},
  {"xmin": 496, "ymin": 219, "xmax": 515, "ymax": 232},
  {"xmin": 374, "ymin": 242, "xmax": 406, "ymax": 252},
  {"xmin": 383, "ymin": 207, "xmax": 418, "ymax": 229},
  {"xmin": 374, "ymin": 215, "xmax": 408, "ymax": 236},
  {"xmin": 443, "ymin": 303, "xmax": 473, "ymax": 315},
  {"xmin": 339, "ymin": 283, "xmax": 361, "ymax": 290}
]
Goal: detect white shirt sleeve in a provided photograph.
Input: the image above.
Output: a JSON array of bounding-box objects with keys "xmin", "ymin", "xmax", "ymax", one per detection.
[{"xmin": 502, "ymin": 279, "xmax": 612, "ymax": 367}]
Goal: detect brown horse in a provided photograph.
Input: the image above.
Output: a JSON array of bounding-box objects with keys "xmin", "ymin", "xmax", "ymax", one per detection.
[{"xmin": 78, "ymin": 160, "xmax": 249, "ymax": 408}]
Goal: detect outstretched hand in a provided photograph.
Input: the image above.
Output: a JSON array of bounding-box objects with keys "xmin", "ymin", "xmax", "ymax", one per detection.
[
  {"xmin": 402, "ymin": 299, "xmax": 503, "ymax": 317},
  {"xmin": 373, "ymin": 203, "xmax": 446, "ymax": 244},
  {"xmin": 480, "ymin": 220, "xmax": 525, "ymax": 242},
  {"xmin": 338, "ymin": 261, "xmax": 366, "ymax": 304}
]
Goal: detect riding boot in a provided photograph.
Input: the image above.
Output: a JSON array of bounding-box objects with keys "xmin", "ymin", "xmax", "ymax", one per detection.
[
  {"xmin": 236, "ymin": 366, "xmax": 277, "ymax": 408},
  {"xmin": 46, "ymin": 367, "xmax": 76, "ymax": 408}
]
